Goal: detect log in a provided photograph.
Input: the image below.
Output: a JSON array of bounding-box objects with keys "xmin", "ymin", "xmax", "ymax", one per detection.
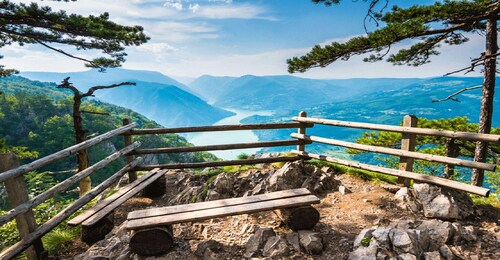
[
  {"xmin": 81, "ymin": 212, "xmax": 114, "ymax": 245},
  {"xmin": 142, "ymin": 174, "xmax": 167, "ymax": 198},
  {"xmin": 130, "ymin": 140, "xmax": 308, "ymax": 155},
  {"xmin": 129, "ymin": 226, "xmax": 174, "ymax": 256},
  {"xmin": 135, "ymin": 156, "xmax": 301, "ymax": 171},
  {"xmin": 290, "ymin": 134, "xmax": 496, "ymax": 171},
  {"xmin": 0, "ymin": 157, "xmax": 143, "ymax": 260},
  {"xmin": 126, "ymin": 122, "xmax": 313, "ymax": 135},
  {"xmin": 0, "ymin": 142, "xmax": 141, "ymax": 226},
  {"xmin": 0, "ymin": 122, "xmax": 138, "ymax": 182},
  {"xmin": 293, "ymin": 151, "xmax": 490, "ymax": 197},
  {"xmin": 292, "ymin": 117, "xmax": 500, "ymax": 143},
  {"xmin": 274, "ymin": 206, "xmax": 319, "ymax": 231},
  {"xmin": 123, "ymin": 118, "xmax": 137, "ymax": 182}
]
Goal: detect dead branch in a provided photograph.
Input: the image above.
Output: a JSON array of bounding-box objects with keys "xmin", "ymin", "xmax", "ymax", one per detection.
[
  {"xmin": 82, "ymin": 82, "xmax": 136, "ymax": 97},
  {"xmin": 432, "ymin": 85, "xmax": 482, "ymax": 102}
]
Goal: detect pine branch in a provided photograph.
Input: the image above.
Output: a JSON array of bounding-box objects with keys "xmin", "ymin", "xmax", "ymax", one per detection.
[
  {"xmin": 432, "ymin": 85, "xmax": 482, "ymax": 103},
  {"xmin": 445, "ymin": 52, "xmax": 500, "ymax": 76}
]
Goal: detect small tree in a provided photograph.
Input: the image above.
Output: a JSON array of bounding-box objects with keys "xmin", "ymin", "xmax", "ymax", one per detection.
[
  {"xmin": 288, "ymin": 0, "xmax": 499, "ymax": 186},
  {"xmin": 57, "ymin": 78, "xmax": 134, "ymax": 196}
]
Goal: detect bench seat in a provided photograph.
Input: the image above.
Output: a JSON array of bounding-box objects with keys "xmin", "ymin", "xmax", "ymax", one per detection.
[{"xmin": 127, "ymin": 188, "xmax": 320, "ymax": 230}]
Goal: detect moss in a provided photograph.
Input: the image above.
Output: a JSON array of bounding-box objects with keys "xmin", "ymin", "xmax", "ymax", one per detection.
[{"xmin": 360, "ymin": 236, "xmax": 371, "ymax": 247}]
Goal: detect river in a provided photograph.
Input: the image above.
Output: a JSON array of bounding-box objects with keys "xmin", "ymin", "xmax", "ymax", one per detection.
[{"xmin": 184, "ymin": 109, "xmax": 273, "ymax": 160}]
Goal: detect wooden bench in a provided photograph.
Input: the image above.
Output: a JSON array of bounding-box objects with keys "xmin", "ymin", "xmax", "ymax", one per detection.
[
  {"xmin": 68, "ymin": 168, "xmax": 168, "ymax": 244},
  {"xmin": 126, "ymin": 188, "xmax": 321, "ymax": 256}
]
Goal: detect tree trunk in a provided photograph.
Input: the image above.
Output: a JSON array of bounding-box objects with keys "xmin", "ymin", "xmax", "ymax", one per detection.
[
  {"xmin": 472, "ymin": 19, "xmax": 498, "ymax": 187},
  {"xmin": 73, "ymin": 95, "xmax": 91, "ymax": 196}
]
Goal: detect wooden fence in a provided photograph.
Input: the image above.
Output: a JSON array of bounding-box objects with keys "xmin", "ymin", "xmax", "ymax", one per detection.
[{"xmin": 0, "ymin": 112, "xmax": 498, "ymax": 259}]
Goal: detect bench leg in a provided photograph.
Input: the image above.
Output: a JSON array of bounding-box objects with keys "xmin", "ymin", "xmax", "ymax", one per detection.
[
  {"xmin": 142, "ymin": 174, "xmax": 166, "ymax": 198},
  {"xmin": 129, "ymin": 225, "xmax": 174, "ymax": 256},
  {"xmin": 81, "ymin": 211, "xmax": 115, "ymax": 244},
  {"xmin": 274, "ymin": 206, "xmax": 320, "ymax": 231}
]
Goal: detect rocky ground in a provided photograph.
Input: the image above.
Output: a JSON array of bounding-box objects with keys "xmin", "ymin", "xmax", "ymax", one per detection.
[{"xmin": 60, "ymin": 159, "xmax": 499, "ymax": 259}]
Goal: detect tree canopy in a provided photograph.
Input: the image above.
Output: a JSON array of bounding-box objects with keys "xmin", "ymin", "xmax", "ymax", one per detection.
[
  {"xmin": 288, "ymin": 0, "xmax": 498, "ymax": 73},
  {"xmin": 0, "ymin": 0, "xmax": 149, "ymax": 76}
]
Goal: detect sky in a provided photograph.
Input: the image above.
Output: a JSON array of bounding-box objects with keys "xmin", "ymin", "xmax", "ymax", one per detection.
[{"xmin": 1, "ymin": 0, "xmax": 487, "ymax": 79}]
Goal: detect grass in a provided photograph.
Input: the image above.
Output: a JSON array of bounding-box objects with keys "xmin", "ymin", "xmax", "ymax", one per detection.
[
  {"xmin": 42, "ymin": 227, "xmax": 79, "ymax": 255},
  {"xmin": 471, "ymin": 193, "xmax": 500, "ymax": 208}
]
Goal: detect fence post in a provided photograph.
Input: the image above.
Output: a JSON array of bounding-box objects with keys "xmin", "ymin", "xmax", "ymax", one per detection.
[
  {"xmin": 398, "ymin": 115, "xmax": 418, "ymax": 186},
  {"xmin": 123, "ymin": 118, "xmax": 137, "ymax": 182},
  {"xmin": 0, "ymin": 153, "xmax": 46, "ymax": 259},
  {"xmin": 297, "ymin": 111, "xmax": 307, "ymax": 152},
  {"xmin": 443, "ymin": 138, "xmax": 460, "ymax": 179}
]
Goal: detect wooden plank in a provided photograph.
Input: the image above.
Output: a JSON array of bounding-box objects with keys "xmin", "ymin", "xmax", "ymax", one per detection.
[
  {"xmin": 0, "ymin": 122, "xmax": 138, "ymax": 183},
  {"xmin": 291, "ymin": 134, "xmax": 496, "ymax": 171},
  {"xmin": 398, "ymin": 115, "xmax": 418, "ymax": 186},
  {"xmin": 293, "ymin": 151, "xmax": 490, "ymax": 197},
  {"xmin": 292, "ymin": 117, "xmax": 500, "ymax": 143},
  {"xmin": 127, "ymin": 195, "xmax": 320, "ymax": 230},
  {"xmin": 68, "ymin": 168, "xmax": 161, "ymax": 226},
  {"xmin": 0, "ymin": 142, "xmax": 142, "ymax": 227},
  {"xmin": 82, "ymin": 169, "xmax": 168, "ymax": 227},
  {"xmin": 130, "ymin": 140, "xmax": 308, "ymax": 155},
  {"xmin": 1, "ymin": 153, "xmax": 45, "ymax": 259},
  {"xmin": 0, "ymin": 157, "xmax": 143, "ymax": 260},
  {"xmin": 126, "ymin": 122, "xmax": 313, "ymax": 135},
  {"xmin": 135, "ymin": 156, "xmax": 301, "ymax": 171},
  {"xmin": 128, "ymin": 188, "xmax": 312, "ymax": 220}
]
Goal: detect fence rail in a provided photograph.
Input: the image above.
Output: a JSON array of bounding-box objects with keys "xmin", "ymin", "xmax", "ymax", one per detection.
[{"xmin": 0, "ymin": 112, "xmax": 498, "ymax": 259}]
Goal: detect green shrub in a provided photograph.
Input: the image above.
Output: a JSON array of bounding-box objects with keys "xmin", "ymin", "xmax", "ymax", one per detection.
[
  {"xmin": 42, "ymin": 228, "xmax": 78, "ymax": 254},
  {"xmin": 236, "ymin": 153, "xmax": 250, "ymax": 160}
]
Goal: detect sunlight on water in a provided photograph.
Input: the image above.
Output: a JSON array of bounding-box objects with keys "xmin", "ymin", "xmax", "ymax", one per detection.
[{"xmin": 185, "ymin": 109, "xmax": 274, "ymax": 160}]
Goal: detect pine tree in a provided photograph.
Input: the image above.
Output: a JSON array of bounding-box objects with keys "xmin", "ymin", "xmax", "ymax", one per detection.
[
  {"xmin": 288, "ymin": 0, "xmax": 499, "ymax": 186},
  {"xmin": 0, "ymin": 0, "xmax": 149, "ymax": 76}
]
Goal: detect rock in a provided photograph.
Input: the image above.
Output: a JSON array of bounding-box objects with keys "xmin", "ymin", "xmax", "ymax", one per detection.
[
  {"xmin": 205, "ymin": 190, "xmax": 220, "ymax": 201},
  {"xmin": 267, "ymin": 161, "xmax": 304, "ymax": 191},
  {"xmin": 339, "ymin": 185, "xmax": 351, "ymax": 195},
  {"xmin": 389, "ymin": 229, "xmax": 418, "ymax": 255},
  {"xmin": 298, "ymin": 231, "xmax": 323, "ymax": 255},
  {"xmin": 417, "ymin": 219, "xmax": 454, "ymax": 251},
  {"xmin": 395, "ymin": 187, "xmax": 420, "ymax": 213},
  {"xmin": 424, "ymin": 251, "xmax": 443, "ymax": 260},
  {"xmin": 195, "ymin": 240, "xmax": 220, "ymax": 256},
  {"xmin": 412, "ymin": 184, "xmax": 474, "ymax": 220},
  {"xmin": 452, "ymin": 224, "xmax": 477, "ymax": 242},
  {"xmin": 399, "ymin": 253, "xmax": 417, "ymax": 260},
  {"xmin": 439, "ymin": 245, "xmax": 455, "ymax": 260},
  {"xmin": 203, "ymin": 248, "xmax": 217, "ymax": 260},
  {"xmin": 285, "ymin": 232, "xmax": 301, "ymax": 252},
  {"xmin": 262, "ymin": 236, "xmax": 290, "ymax": 257},
  {"xmin": 348, "ymin": 239, "xmax": 379, "ymax": 260},
  {"xmin": 363, "ymin": 198, "xmax": 372, "ymax": 203},
  {"xmin": 213, "ymin": 173, "xmax": 235, "ymax": 194},
  {"xmin": 244, "ymin": 227, "xmax": 276, "ymax": 258},
  {"xmin": 353, "ymin": 228, "xmax": 375, "ymax": 247},
  {"xmin": 381, "ymin": 184, "xmax": 401, "ymax": 193}
]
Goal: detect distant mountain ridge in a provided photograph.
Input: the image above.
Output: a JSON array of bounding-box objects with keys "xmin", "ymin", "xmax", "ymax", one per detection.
[{"xmin": 20, "ymin": 69, "xmax": 234, "ymax": 127}]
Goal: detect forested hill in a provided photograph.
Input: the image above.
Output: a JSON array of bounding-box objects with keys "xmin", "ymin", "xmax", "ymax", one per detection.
[{"xmin": 0, "ymin": 76, "xmax": 216, "ymax": 185}]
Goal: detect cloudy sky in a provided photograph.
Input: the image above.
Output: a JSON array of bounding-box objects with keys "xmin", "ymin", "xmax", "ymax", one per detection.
[{"xmin": 2, "ymin": 0, "xmax": 487, "ymax": 79}]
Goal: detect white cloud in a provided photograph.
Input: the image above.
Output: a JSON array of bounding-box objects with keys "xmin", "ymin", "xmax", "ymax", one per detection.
[
  {"xmin": 189, "ymin": 4, "xmax": 201, "ymax": 13},
  {"xmin": 136, "ymin": 43, "xmax": 178, "ymax": 54},
  {"xmin": 164, "ymin": 0, "xmax": 183, "ymax": 11}
]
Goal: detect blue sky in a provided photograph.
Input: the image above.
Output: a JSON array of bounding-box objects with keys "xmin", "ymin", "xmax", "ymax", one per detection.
[{"xmin": 3, "ymin": 0, "xmax": 485, "ymax": 79}]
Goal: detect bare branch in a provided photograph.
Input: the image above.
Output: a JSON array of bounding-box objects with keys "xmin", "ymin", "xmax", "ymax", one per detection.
[
  {"xmin": 33, "ymin": 39, "xmax": 97, "ymax": 66},
  {"xmin": 82, "ymin": 82, "xmax": 136, "ymax": 97},
  {"xmin": 445, "ymin": 52, "xmax": 500, "ymax": 76},
  {"xmin": 81, "ymin": 110, "xmax": 110, "ymax": 116},
  {"xmin": 56, "ymin": 77, "xmax": 80, "ymax": 96},
  {"xmin": 432, "ymin": 85, "xmax": 482, "ymax": 103}
]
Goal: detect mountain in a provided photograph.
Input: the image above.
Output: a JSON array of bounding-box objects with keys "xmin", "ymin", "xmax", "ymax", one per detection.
[
  {"xmin": 188, "ymin": 75, "xmax": 237, "ymax": 103},
  {"xmin": 188, "ymin": 74, "xmax": 426, "ymax": 111},
  {"xmin": 241, "ymin": 76, "xmax": 500, "ymax": 153},
  {"xmin": 20, "ymin": 69, "xmax": 234, "ymax": 127}
]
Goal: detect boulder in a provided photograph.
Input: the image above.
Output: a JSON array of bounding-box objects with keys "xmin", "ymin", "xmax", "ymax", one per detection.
[
  {"xmin": 267, "ymin": 161, "xmax": 304, "ymax": 191},
  {"xmin": 212, "ymin": 173, "xmax": 235, "ymax": 195},
  {"xmin": 417, "ymin": 219, "xmax": 454, "ymax": 251},
  {"xmin": 244, "ymin": 227, "xmax": 276, "ymax": 258},
  {"xmin": 412, "ymin": 184, "xmax": 474, "ymax": 220},
  {"xmin": 285, "ymin": 232, "xmax": 301, "ymax": 252},
  {"xmin": 298, "ymin": 231, "xmax": 323, "ymax": 255},
  {"xmin": 262, "ymin": 236, "xmax": 290, "ymax": 257}
]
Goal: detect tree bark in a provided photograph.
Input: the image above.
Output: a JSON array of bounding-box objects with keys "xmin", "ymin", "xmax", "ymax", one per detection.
[
  {"xmin": 73, "ymin": 94, "xmax": 91, "ymax": 196},
  {"xmin": 472, "ymin": 19, "xmax": 498, "ymax": 187}
]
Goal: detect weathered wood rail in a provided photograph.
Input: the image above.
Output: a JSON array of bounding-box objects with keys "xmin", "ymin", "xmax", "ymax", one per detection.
[{"xmin": 0, "ymin": 111, "xmax": 498, "ymax": 258}]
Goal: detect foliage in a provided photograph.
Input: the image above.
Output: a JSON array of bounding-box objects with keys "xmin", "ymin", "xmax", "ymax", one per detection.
[
  {"xmin": 288, "ymin": 0, "xmax": 497, "ymax": 72},
  {"xmin": 0, "ymin": 0, "xmax": 149, "ymax": 76},
  {"xmin": 42, "ymin": 227, "xmax": 79, "ymax": 255},
  {"xmin": 237, "ymin": 153, "xmax": 250, "ymax": 160}
]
